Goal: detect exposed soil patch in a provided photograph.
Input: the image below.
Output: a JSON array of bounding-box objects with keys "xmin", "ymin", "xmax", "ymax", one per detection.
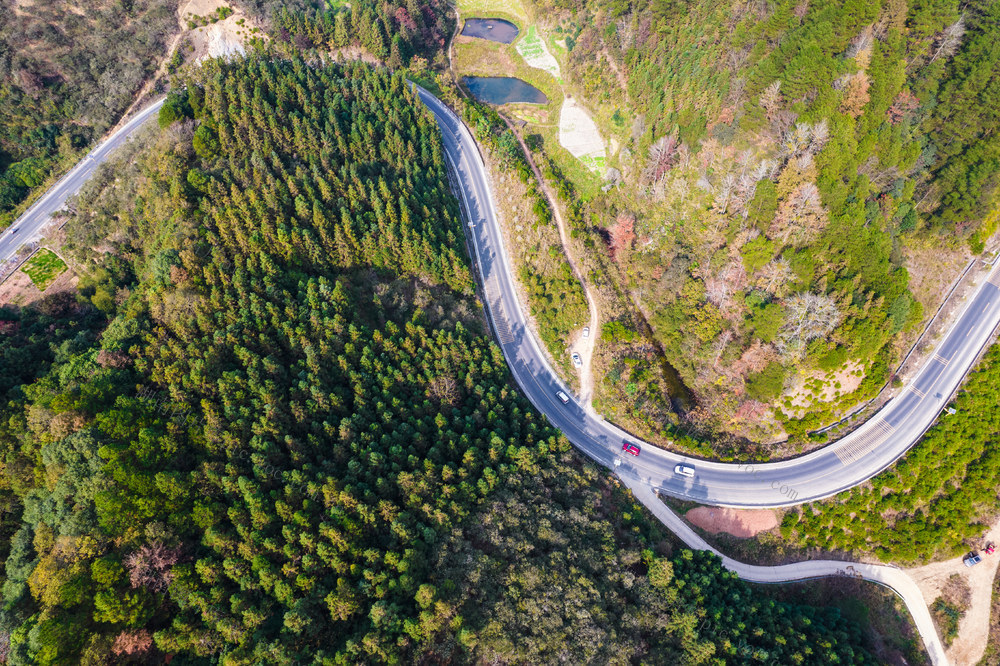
[
  {"xmin": 906, "ymin": 521, "xmax": 1000, "ymax": 665},
  {"xmin": 784, "ymin": 360, "xmax": 866, "ymax": 416},
  {"xmin": 558, "ymin": 96, "xmax": 606, "ymax": 171},
  {"xmin": 685, "ymin": 506, "xmax": 778, "ymax": 538},
  {"xmin": 0, "ymin": 261, "xmax": 77, "ymax": 307},
  {"xmin": 179, "ymin": 0, "xmax": 251, "ymax": 62}
]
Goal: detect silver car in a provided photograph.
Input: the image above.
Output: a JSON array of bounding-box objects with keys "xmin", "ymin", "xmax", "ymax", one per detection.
[{"xmin": 571, "ymin": 352, "xmax": 582, "ymax": 368}]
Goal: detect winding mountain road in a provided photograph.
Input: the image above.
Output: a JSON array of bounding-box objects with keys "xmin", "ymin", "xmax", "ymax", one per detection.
[
  {"xmin": 3, "ymin": 85, "xmax": 973, "ymax": 665},
  {"xmin": 416, "ymin": 86, "xmax": 1000, "ymax": 510},
  {"xmin": 416, "ymin": 85, "xmax": 994, "ymax": 664}
]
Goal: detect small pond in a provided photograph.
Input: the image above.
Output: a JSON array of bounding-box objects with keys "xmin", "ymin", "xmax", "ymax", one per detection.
[
  {"xmin": 461, "ymin": 18, "xmax": 519, "ymax": 43},
  {"xmin": 463, "ymin": 77, "xmax": 548, "ymax": 105}
]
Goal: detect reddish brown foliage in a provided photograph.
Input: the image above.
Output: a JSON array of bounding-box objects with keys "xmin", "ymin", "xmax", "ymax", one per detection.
[
  {"xmin": 394, "ymin": 7, "xmax": 417, "ymax": 33},
  {"xmin": 96, "ymin": 349, "xmax": 130, "ymax": 368},
  {"xmin": 840, "ymin": 72, "xmax": 870, "ymax": 118},
  {"xmin": 125, "ymin": 542, "xmax": 182, "ymax": 592},
  {"xmin": 887, "ymin": 90, "xmax": 919, "ymax": 124},
  {"xmin": 169, "ymin": 265, "xmax": 189, "ymax": 285},
  {"xmin": 733, "ymin": 400, "xmax": 770, "ymax": 423},
  {"xmin": 112, "ymin": 630, "xmax": 153, "ymax": 656},
  {"xmin": 608, "ymin": 213, "xmax": 636, "ymax": 262}
]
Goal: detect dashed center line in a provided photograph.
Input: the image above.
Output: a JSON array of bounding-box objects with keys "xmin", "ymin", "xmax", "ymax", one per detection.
[{"xmin": 835, "ymin": 418, "xmax": 896, "ymax": 466}]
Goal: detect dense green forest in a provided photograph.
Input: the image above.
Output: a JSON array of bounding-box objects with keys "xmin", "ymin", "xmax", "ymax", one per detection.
[
  {"xmin": 270, "ymin": 0, "xmax": 454, "ymax": 69},
  {"xmin": 0, "ymin": 55, "xmax": 879, "ymax": 664},
  {"xmin": 508, "ymin": 0, "xmax": 1000, "ymax": 449},
  {"xmin": 781, "ymin": 343, "xmax": 1000, "ymax": 564},
  {"xmin": 0, "ymin": 0, "xmax": 177, "ymax": 225}
]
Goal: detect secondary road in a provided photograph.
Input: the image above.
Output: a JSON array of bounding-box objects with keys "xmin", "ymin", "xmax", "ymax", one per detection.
[
  {"xmin": 2, "ymin": 82, "xmax": 958, "ymax": 664},
  {"xmin": 624, "ymin": 480, "xmax": 949, "ymax": 665},
  {"xmin": 415, "ymin": 86, "xmax": 1000, "ymax": 510},
  {"xmin": 0, "ymin": 98, "xmax": 164, "ymax": 265}
]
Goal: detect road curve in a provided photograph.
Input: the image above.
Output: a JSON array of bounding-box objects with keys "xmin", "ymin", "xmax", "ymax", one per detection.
[
  {"xmin": 415, "ymin": 86, "xmax": 1000, "ymax": 510},
  {"xmin": 416, "ymin": 88, "xmax": 952, "ymax": 662},
  {"xmin": 0, "ymin": 98, "xmax": 165, "ymax": 264},
  {"xmin": 622, "ymin": 479, "xmax": 948, "ymax": 664},
  {"xmin": 0, "ymin": 80, "xmax": 951, "ymax": 665}
]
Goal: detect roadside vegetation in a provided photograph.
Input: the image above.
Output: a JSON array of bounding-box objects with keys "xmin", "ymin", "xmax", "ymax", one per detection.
[
  {"xmin": 0, "ymin": 0, "xmax": 178, "ymax": 227},
  {"xmin": 930, "ymin": 575, "xmax": 971, "ymax": 647},
  {"xmin": 506, "ymin": 0, "xmax": 1000, "ymax": 454},
  {"xmin": 461, "ymin": 100, "xmax": 589, "ymax": 366},
  {"xmin": 0, "ymin": 54, "xmax": 877, "ymax": 664},
  {"xmin": 782, "ymin": 343, "xmax": 1000, "ymax": 564}
]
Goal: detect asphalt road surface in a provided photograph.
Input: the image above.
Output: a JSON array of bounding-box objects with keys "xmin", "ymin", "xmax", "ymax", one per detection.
[
  {"xmin": 0, "ymin": 98, "xmax": 165, "ymax": 264},
  {"xmin": 416, "ymin": 85, "xmax": 1000, "ymax": 510},
  {"xmin": 3, "ymin": 83, "xmax": 956, "ymax": 664},
  {"xmin": 418, "ymin": 86, "xmax": 955, "ymax": 662},
  {"xmin": 7, "ymin": 85, "xmax": 999, "ymax": 511}
]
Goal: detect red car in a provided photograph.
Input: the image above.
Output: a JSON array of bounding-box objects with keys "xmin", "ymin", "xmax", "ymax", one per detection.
[
  {"xmin": 622, "ymin": 442, "xmax": 641, "ymax": 456},
  {"xmin": 986, "ymin": 542, "xmax": 995, "ymax": 555}
]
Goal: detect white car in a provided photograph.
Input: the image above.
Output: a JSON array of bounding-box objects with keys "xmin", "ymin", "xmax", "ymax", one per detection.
[
  {"xmin": 571, "ymin": 352, "xmax": 583, "ymax": 368},
  {"xmin": 674, "ymin": 464, "xmax": 695, "ymax": 478},
  {"xmin": 582, "ymin": 327, "xmax": 590, "ymax": 338},
  {"xmin": 556, "ymin": 391, "xmax": 570, "ymax": 404}
]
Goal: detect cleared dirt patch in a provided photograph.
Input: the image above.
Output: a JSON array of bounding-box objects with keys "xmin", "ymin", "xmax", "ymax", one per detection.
[
  {"xmin": 0, "ymin": 261, "xmax": 77, "ymax": 307},
  {"xmin": 516, "ymin": 25, "xmax": 561, "ymax": 81},
  {"xmin": 179, "ymin": 0, "xmax": 249, "ymax": 62},
  {"xmin": 686, "ymin": 506, "xmax": 778, "ymax": 538},
  {"xmin": 907, "ymin": 521, "xmax": 1000, "ymax": 665},
  {"xmin": 559, "ymin": 96, "xmax": 606, "ymax": 172}
]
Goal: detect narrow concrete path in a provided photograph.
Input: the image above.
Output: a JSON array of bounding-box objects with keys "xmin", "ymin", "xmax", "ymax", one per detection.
[{"xmin": 620, "ymin": 475, "xmax": 949, "ymax": 665}]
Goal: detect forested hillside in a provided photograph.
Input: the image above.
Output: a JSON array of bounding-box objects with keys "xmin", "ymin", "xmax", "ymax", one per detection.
[
  {"xmin": 0, "ymin": 0, "xmax": 177, "ymax": 225},
  {"xmin": 781, "ymin": 342, "xmax": 1000, "ymax": 564},
  {"xmin": 269, "ymin": 0, "xmax": 453, "ymax": 69},
  {"xmin": 515, "ymin": 0, "xmax": 1000, "ymax": 448},
  {"xmin": 0, "ymin": 55, "xmax": 878, "ymax": 664}
]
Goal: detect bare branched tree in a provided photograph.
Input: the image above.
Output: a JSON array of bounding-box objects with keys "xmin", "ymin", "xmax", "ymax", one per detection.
[
  {"xmin": 754, "ymin": 258, "xmax": 793, "ymax": 297},
  {"xmin": 846, "ymin": 25, "xmax": 874, "ymax": 58},
  {"xmin": 643, "ymin": 133, "xmax": 679, "ymax": 184},
  {"xmin": 728, "ymin": 44, "xmax": 752, "ymax": 72},
  {"xmin": 125, "ymin": 542, "xmax": 183, "ymax": 592},
  {"xmin": 778, "ymin": 291, "xmax": 841, "ymax": 356},
  {"xmin": 759, "ymin": 80, "xmax": 783, "ymax": 121},
  {"xmin": 928, "ymin": 15, "xmax": 966, "ymax": 65},
  {"xmin": 769, "ymin": 182, "xmax": 827, "ymax": 246},
  {"xmin": 616, "ymin": 13, "xmax": 636, "ymax": 51},
  {"xmin": 782, "ymin": 122, "xmax": 813, "ymax": 157},
  {"xmin": 714, "ymin": 173, "xmax": 737, "ymax": 212},
  {"xmin": 809, "ymin": 119, "xmax": 829, "ymax": 153}
]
